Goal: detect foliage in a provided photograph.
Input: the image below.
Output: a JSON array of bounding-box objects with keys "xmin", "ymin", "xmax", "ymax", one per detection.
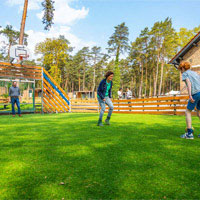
[
  {"xmin": 42, "ymin": 0, "xmax": 55, "ymax": 31},
  {"xmin": 1, "ymin": 19, "xmax": 200, "ymax": 97},
  {"xmin": 35, "ymin": 36, "xmax": 70, "ymax": 84},
  {"xmin": 108, "ymin": 22, "xmax": 129, "ymax": 98}
]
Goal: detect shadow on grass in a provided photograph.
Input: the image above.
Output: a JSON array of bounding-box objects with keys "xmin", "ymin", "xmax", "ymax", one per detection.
[{"xmin": 0, "ymin": 114, "xmax": 200, "ymax": 199}]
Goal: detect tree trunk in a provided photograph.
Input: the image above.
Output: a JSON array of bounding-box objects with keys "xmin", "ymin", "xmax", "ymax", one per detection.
[
  {"xmin": 139, "ymin": 61, "xmax": 143, "ymax": 98},
  {"xmin": 64, "ymin": 78, "xmax": 68, "ymax": 92},
  {"xmin": 83, "ymin": 61, "xmax": 86, "ymax": 91},
  {"xmin": 131, "ymin": 76, "xmax": 134, "ymax": 91},
  {"xmin": 92, "ymin": 56, "xmax": 96, "ymax": 92},
  {"xmin": 153, "ymin": 68, "xmax": 156, "ymax": 97},
  {"xmin": 158, "ymin": 58, "xmax": 164, "ymax": 96},
  {"xmin": 149, "ymin": 74, "xmax": 152, "ymax": 97},
  {"xmin": 78, "ymin": 73, "xmax": 81, "ymax": 91},
  {"xmin": 162, "ymin": 78, "xmax": 165, "ymax": 95},
  {"xmin": 154, "ymin": 52, "xmax": 160, "ymax": 96},
  {"xmin": 144, "ymin": 61, "xmax": 148, "ymax": 97},
  {"xmin": 19, "ymin": 0, "xmax": 28, "ymax": 45}
]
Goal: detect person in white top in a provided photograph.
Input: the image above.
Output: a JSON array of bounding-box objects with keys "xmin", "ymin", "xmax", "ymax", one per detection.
[
  {"xmin": 126, "ymin": 87, "xmax": 132, "ymax": 99},
  {"xmin": 118, "ymin": 88, "xmax": 123, "ymax": 99}
]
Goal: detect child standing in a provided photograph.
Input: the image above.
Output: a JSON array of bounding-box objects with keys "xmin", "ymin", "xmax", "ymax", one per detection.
[{"xmin": 179, "ymin": 61, "xmax": 200, "ymax": 139}]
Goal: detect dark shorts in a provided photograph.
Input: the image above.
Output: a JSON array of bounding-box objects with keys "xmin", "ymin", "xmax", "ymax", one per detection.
[{"xmin": 187, "ymin": 92, "xmax": 200, "ymax": 111}]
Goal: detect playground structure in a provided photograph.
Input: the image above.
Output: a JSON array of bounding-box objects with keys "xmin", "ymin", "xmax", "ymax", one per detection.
[{"xmin": 0, "ymin": 62, "xmax": 70, "ymax": 114}]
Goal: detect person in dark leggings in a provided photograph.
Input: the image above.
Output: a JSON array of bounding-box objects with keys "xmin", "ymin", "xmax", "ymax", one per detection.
[{"xmin": 97, "ymin": 71, "xmax": 114, "ymax": 126}]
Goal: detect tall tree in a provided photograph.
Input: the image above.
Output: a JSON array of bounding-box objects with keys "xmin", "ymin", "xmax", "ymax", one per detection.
[
  {"xmin": 108, "ymin": 22, "xmax": 129, "ymax": 98},
  {"xmin": 35, "ymin": 37, "xmax": 70, "ymax": 85},
  {"xmin": 158, "ymin": 18, "xmax": 178, "ymax": 95},
  {"xmin": 42, "ymin": 0, "xmax": 55, "ymax": 31}
]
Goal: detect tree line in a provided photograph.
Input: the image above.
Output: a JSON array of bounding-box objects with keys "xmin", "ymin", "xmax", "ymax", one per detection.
[{"xmin": 0, "ymin": 18, "xmax": 200, "ymax": 98}]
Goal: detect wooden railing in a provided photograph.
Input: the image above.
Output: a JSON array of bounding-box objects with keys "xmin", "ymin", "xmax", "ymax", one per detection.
[
  {"xmin": 71, "ymin": 99, "xmax": 98, "ymax": 113},
  {"xmin": 0, "ymin": 62, "xmax": 42, "ymax": 80},
  {"xmin": 71, "ymin": 96, "xmax": 189, "ymax": 115}
]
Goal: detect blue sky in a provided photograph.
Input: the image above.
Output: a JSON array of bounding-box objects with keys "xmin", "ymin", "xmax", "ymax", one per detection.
[{"xmin": 0, "ymin": 0, "xmax": 200, "ymax": 58}]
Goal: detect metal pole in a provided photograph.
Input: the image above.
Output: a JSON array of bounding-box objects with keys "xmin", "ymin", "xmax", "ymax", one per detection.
[
  {"xmin": 33, "ymin": 80, "xmax": 35, "ymax": 113},
  {"xmin": 41, "ymin": 67, "xmax": 44, "ymax": 114}
]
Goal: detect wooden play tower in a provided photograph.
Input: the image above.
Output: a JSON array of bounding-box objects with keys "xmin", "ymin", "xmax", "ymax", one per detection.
[{"xmin": 0, "ymin": 62, "xmax": 70, "ymax": 114}]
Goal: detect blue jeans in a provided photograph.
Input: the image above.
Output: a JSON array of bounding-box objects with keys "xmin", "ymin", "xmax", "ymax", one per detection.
[
  {"xmin": 187, "ymin": 92, "xmax": 200, "ymax": 111},
  {"xmin": 11, "ymin": 97, "xmax": 21, "ymax": 115},
  {"xmin": 98, "ymin": 96, "xmax": 114, "ymax": 121}
]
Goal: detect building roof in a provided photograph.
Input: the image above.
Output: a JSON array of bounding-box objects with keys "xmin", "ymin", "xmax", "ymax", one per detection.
[{"xmin": 169, "ymin": 32, "xmax": 200, "ymax": 65}]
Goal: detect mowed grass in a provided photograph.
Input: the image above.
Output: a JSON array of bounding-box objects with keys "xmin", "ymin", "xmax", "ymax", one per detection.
[{"xmin": 0, "ymin": 113, "xmax": 200, "ymax": 199}]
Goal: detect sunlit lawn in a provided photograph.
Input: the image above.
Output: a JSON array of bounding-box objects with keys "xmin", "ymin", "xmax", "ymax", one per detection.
[{"xmin": 0, "ymin": 113, "xmax": 200, "ymax": 199}]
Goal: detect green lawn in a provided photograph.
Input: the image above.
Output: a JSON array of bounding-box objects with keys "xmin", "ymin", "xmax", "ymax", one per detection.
[
  {"xmin": 0, "ymin": 113, "xmax": 200, "ymax": 199},
  {"xmin": 0, "ymin": 104, "xmax": 41, "ymax": 113}
]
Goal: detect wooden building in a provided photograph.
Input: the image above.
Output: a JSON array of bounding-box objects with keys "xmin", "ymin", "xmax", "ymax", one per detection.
[{"xmin": 169, "ymin": 32, "xmax": 200, "ymax": 94}]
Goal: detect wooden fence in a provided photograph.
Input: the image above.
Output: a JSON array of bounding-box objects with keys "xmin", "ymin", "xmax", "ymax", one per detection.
[{"xmin": 71, "ymin": 96, "xmax": 190, "ymax": 115}]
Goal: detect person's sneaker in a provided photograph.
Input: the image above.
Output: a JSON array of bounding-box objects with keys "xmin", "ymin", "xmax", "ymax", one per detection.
[
  {"xmin": 97, "ymin": 120, "xmax": 103, "ymax": 126},
  {"xmin": 105, "ymin": 118, "xmax": 110, "ymax": 125},
  {"xmin": 180, "ymin": 133, "xmax": 194, "ymax": 139},
  {"xmin": 12, "ymin": 115, "xmax": 15, "ymax": 117},
  {"xmin": 18, "ymin": 114, "xmax": 22, "ymax": 117}
]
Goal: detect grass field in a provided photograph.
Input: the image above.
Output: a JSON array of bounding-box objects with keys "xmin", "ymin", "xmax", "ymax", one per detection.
[{"xmin": 0, "ymin": 113, "xmax": 200, "ymax": 199}]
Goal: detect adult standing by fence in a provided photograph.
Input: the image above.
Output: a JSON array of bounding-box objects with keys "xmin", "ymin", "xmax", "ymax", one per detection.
[
  {"xmin": 9, "ymin": 81, "xmax": 21, "ymax": 117},
  {"xmin": 97, "ymin": 71, "xmax": 114, "ymax": 126}
]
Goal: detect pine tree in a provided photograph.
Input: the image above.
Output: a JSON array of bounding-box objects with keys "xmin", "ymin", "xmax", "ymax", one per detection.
[{"xmin": 108, "ymin": 22, "xmax": 129, "ymax": 98}]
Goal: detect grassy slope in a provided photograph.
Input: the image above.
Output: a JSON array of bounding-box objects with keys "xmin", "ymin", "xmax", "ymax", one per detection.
[{"xmin": 0, "ymin": 113, "xmax": 200, "ymax": 199}]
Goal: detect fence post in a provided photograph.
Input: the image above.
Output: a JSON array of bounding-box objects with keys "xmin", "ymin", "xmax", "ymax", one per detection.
[
  {"xmin": 157, "ymin": 96, "xmax": 159, "ymax": 112},
  {"xmin": 41, "ymin": 67, "xmax": 44, "ymax": 114},
  {"xmin": 127, "ymin": 98, "xmax": 132, "ymax": 112},
  {"xmin": 143, "ymin": 97, "xmax": 145, "ymax": 112},
  {"xmin": 98, "ymin": 100, "xmax": 100, "ymax": 113},
  {"xmin": 174, "ymin": 95, "xmax": 177, "ymax": 115}
]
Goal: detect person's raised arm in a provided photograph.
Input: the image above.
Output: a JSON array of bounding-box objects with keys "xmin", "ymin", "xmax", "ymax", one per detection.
[{"xmin": 185, "ymin": 78, "xmax": 195, "ymax": 103}]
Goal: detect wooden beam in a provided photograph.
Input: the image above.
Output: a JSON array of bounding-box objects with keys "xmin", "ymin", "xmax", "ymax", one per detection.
[
  {"xmin": 43, "ymin": 78, "xmax": 69, "ymax": 110},
  {"xmin": 43, "ymin": 89, "xmax": 62, "ymax": 113},
  {"xmin": 43, "ymin": 98, "xmax": 55, "ymax": 112},
  {"xmin": 43, "ymin": 96, "xmax": 56, "ymax": 112},
  {"xmin": 43, "ymin": 68, "xmax": 70, "ymax": 100},
  {"xmin": 0, "ymin": 62, "xmax": 42, "ymax": 70},
  {"xmin": 43, "ymin": 84, "xmax": 65, "ymax": 112},
  {"xmin": 0, "ymin": 73, "xmax": 42, "ymax": 80}
]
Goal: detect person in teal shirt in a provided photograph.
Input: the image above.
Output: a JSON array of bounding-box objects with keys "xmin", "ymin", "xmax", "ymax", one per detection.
[{"xmin": 97, "ymin": 71, "xmax": 114, "ymax": 126}]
